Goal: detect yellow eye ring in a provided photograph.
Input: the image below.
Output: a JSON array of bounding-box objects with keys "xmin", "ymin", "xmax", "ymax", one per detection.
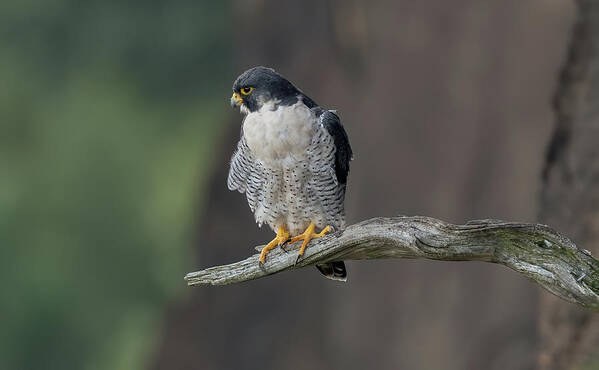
[{"xmin": 240, "ymin": 87, "xmax": 254, "ymax": 95}]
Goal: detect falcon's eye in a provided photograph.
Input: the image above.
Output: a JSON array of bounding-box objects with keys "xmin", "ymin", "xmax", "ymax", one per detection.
[{"xmin": 240, "ymin": 87, "xmax": 254, "ymax": 96}]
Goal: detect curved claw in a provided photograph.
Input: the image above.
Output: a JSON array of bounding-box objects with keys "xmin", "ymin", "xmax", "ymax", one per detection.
[
  {"xmin": 289, "ymin": 222, "xmax": 331, "ymax": 262},
  {"xmin": 279, "ymin": 238, "xmax": 291, "ymax": 253},
  {"xmin": 258, "ymin": 226, "xmax": 290, "ymax": 265},
  {"xmin": 258, "ymin": 261, "xmax": 267, "ymax": 272}
]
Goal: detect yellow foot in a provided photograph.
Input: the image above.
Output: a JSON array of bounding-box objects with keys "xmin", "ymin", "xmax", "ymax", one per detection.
[
  {"xmin": 289, "ymin": 222, "xmax": 331, "ymax": 263},
  {"xmin": 259, "ymin": 226, "xmax": 290, "ymax": 265}
]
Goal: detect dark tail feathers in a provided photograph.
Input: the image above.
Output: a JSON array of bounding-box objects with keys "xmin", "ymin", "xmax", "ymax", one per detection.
[{"xmin": 316, "ymin": 261, "xmax": 347, "ymax": 282}]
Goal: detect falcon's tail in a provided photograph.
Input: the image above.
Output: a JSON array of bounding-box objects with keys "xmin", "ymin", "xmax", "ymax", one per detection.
[{"xmin": 316, "ymin": 261, "xmax": 347, "ymax": 282}]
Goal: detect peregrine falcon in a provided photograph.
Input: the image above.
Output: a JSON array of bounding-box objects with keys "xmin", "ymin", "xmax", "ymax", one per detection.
[{"xmin": 227, "ymin": 66, "xmax": 352, "ymax": 281}]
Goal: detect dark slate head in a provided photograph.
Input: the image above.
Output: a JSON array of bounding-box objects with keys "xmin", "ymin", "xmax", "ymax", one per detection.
[{"xmin": 230, "ymin": 66, "xmax": 305, "ymax": 113}]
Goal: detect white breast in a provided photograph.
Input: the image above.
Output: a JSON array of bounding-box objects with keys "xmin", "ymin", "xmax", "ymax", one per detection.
[{"xmin": 243, "ymin": 100, "xmax": 316, "ymax": 168}]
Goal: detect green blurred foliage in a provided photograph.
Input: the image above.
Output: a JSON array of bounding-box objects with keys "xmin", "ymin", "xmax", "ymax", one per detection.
[{"xmin": 0, "ymin": 1, "xmax": 231, "ymax": 369}]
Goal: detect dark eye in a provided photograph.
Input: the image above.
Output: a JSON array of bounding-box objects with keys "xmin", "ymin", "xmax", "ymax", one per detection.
[{"xmin": 240, "ymin": 87, "xmax": 254, "ymax": 95}]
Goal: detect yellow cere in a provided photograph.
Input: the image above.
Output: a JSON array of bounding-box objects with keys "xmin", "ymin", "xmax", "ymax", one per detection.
[{"xmin": 232, "ymin": 92, "xmax": 243, "ymax": 105}]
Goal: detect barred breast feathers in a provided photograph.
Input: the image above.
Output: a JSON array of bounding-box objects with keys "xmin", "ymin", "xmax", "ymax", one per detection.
[{"xmin": 228, "ymin": 100, "xmax": 352, "ymax": 234}]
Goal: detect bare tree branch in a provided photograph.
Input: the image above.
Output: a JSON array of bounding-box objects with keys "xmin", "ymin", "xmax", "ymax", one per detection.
[{"xmin": 185, "ymin": 216, "xmax": 599, "ymax": 311}]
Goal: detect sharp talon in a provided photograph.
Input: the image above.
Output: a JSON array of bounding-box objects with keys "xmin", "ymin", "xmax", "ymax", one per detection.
[
  {"xmin": 279, "ymin": 238, "xmax": 291, "ymax": 252},
  {"xmin": 258, "ymin": 226, "xmax": 290, "ymax": 265},
  {"xmin": 258, "ymin": 261, "xmax": 266, "ymax": 271},
  {"xmin": 288, "ymin": 222, "xmax": 331, "ymax": 264}
]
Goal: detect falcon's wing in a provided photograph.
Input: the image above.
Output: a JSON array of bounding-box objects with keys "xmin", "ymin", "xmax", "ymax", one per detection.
[
  {"xmin": 319, "ymin": 110, "xmax": 353, "ymax": 184},
  {"xmin": 227, "ymin": 131, "xmax": 264, "ymax": 213},
  {"xmin": 304, "ymin": 108, "xmax": 353, "ymax": 231},
  {"xmin": 311, "ymin": 109, "xmax": 352, "ymax": 280}
]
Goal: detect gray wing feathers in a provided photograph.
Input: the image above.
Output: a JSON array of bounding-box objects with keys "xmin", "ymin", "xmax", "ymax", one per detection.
[
  {"xmin": 227, "ymin": 134, "xmax": 283, "ymax": 229},
  {"xmin": 227, "ymin": 136, "xmax": 264, "ymax": 214},
  {"xmin": 319, "ymin": 110, "xmax": 352, "ymax": 185},
  {"xmin": 306, "ymin": 112, "xmax": 350, "ymax": 230}
]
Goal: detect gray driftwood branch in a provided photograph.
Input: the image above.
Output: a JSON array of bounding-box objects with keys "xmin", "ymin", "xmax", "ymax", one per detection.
[{"xmin": 185, "ymin": 216, "xmax": 599, "ymax": 311}]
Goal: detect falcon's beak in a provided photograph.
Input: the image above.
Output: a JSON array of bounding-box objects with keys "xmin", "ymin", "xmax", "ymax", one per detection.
[{"xmin": 230, "ymin": 92, "xmax": 243, "ymax": 107}]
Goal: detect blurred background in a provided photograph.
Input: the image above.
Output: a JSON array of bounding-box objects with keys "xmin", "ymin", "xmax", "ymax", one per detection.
[{"xmin": 0, "ymin": 1, "xmax": 584, "ymax": 369}]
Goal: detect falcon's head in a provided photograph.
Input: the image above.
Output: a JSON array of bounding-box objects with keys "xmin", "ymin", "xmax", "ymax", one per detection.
[{"xmin": 230, "ymin": 66, "xmax": 304, "ymax": 114}]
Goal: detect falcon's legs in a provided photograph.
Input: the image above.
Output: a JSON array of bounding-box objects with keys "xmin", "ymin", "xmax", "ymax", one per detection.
[
  {"xmin": 259, "ymin": 226, "xmax": 290, "ymax": 265},
  {"xmin": 289, "ymin": 222, "xmax": 331, "ymax": 262}
]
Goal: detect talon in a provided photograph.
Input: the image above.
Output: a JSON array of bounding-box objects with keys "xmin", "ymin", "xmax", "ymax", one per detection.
[
  {"xmin": 258, "ymin": 260, "xmax": 266, "ymax": 272},
  {"xmin": 258, "ymin": 226, "xmax": 290, "ymax": 264},
  {"xmin": 279, "ymin": 238, "xmax": 291, "ymax": 252},
  {"xmin": 289, "ymin": 222, "xmax": 331, "ymax": 261}
]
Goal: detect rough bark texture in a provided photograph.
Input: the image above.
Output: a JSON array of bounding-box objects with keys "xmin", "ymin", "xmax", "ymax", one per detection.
[
  {"xmin": 185, "ymin": 216, "xmax": 599, "ymax": 311},
  {"xmin": 538, "ymin": 0, "xmax": 599, "ymax": 369}
]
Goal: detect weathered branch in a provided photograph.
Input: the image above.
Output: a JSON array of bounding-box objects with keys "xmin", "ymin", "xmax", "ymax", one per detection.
[{"xmin": 185, "ymin": 216, "xmax": 599, "ymax": 311}]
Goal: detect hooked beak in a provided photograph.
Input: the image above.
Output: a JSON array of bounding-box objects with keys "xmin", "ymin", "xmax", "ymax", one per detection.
[{"xmin": 230, "ymin": 92, "xmax": 243, "ymax": 107}]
